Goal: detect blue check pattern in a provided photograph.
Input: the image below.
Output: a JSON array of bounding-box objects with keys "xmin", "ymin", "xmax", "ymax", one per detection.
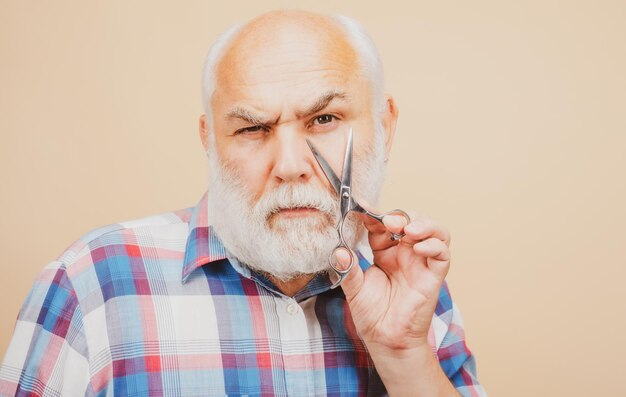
[{"xmin": 0, "ymin": 191, "xmax": 486, "ymax": 396}]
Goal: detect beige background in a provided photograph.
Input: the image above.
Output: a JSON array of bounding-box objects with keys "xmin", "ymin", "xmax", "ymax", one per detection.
[{"xmin": 1, "ymin": 0, "xmax": 625, "ymax": 395}]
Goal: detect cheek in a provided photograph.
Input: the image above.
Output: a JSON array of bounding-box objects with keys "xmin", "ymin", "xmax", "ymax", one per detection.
[
  {"xmin": 309, "ymin": 135, "xmax": 345, "ymax": 174},
  {"xmin": 219, "ymin": 145, "xmax": 271, "ymax": 202},
  {"xmin": 311, "ymin": 121, "xmax": 377, "ymax": 168}
]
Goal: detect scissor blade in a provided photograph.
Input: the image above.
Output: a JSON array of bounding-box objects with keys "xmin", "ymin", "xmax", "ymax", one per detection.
[
  {"xmin": 341, "ymin": 129, "xmax": 353, "ymax": 192},
  {"xmin": 306, "ymin": 138, "xmax": 342, "ymax": 194}
]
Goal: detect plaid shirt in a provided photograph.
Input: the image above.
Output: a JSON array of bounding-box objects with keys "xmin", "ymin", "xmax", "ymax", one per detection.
[{"xmin": 1, "ymin": 191, "xmax": 486, "ymax": 396}]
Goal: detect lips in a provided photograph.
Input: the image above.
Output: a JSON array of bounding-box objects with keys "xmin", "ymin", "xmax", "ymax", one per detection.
[
  {"xmin": 281, "ymin": 206, "xmax": 317, "ymax": 211},
  {"xmin": 266, "ymin": 206, "xmax": 336, "ymax": 229},
  {"xmin": 264, "ymin": 206, "xmax": 321, "ymax": 221}
]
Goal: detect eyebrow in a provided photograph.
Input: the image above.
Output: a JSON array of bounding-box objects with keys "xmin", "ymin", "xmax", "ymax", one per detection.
[
  {"xmin": 226, "ymin": 107, "xmax": 270, "ymax": 126},
  {"xmin": 225, "ymin": 89, "xmax": 349, "ymax": 126},
  {"xmin": 296, "ymin": 89, "xmax": 349, "ymax": 118}
]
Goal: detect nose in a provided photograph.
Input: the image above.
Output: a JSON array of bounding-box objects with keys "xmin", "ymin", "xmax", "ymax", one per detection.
[{"xmin": 270, "ymin": 128, "xmax": 314, "ymax": 184}]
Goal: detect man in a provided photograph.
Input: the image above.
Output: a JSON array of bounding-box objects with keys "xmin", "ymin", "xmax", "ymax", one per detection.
[{"xmin": 0, "ymin": 10, "xmax": 486, "ymax": 397}]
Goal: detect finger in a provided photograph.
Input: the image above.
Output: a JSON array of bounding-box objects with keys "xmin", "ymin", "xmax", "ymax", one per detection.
[
  {"xmin": 382, "ymin": 213, "xmax": 409, "ymax": 235},
  {"xmin": 335, "ymin": 248, "xmax": 364, "ymax": 302},
  {"xmin": 369, "ymin": 211, "xmax": 414, "ymax": 252},
  {"xmin": 427, "ymin": 255, "xmax": 451, "ymax": 280},
  {"xmin": 413, "ymin": 238, "xmax": 451, "ymax": 280},
  {"xmin": 360, "ymin": 215, "xmax": 398, "ymax": 251},
  {"xmin": 353, "ymin": 200, "xmax": 400, "ymax": 251},
  {"xmin": 355, "ymin": 200, "xmax": 388, "ymax": 235},
  {"xmin": 413, "ymin": 238, "xmax": 450, "ymax": 261},
  {"xmin": 402, "ymin": 217, "xmax": 451, "ymax": 247},
  {"xmin": 379, "ymin": 209, "xmax": 415, "ymax": 234}
]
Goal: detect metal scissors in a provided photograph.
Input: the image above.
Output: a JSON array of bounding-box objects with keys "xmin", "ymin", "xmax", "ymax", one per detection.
[{"xmin": 306, "ymin": 128, "xmax": 411, "ymax": 288}]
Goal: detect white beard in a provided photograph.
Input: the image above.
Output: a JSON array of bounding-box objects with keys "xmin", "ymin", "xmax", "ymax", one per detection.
[{"xmin": 207, "ymin": 126, "xmax": 387, "ymax": 281}]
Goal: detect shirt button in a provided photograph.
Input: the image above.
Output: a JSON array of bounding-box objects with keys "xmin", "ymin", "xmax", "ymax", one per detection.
[{"xmin": 287, "ymin": 302, "xmax": 299, "ymax": 315}]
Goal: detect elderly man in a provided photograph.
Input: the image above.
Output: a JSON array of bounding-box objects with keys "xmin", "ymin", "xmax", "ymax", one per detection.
[{"xmin": 1, "ymin": 10, "xmax": 485, "ymax": 397}]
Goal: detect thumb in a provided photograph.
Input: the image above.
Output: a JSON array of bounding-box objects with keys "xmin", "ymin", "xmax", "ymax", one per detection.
[{"xmin": 334, "ymin": 248, "xmax": 364, "ymax": 302}]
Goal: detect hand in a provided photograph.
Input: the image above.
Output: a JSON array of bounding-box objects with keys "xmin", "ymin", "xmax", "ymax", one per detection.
[{"xmin": 336, "ymin": 209, "xmax": 452, "ymax": 354}]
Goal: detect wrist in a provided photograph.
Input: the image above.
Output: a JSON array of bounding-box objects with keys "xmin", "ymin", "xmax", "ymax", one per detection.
[
  {"xmin": 365, "ymin": 337, "xmax": 436, "ymax": 361},
  {"xmin": 365, "ymin": 340, "xmax": 457, "ymax": 397}
]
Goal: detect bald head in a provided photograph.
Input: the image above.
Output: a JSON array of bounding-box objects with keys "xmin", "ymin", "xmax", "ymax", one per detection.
[
  {"xmin": 217, "ymin": 11, "xmax": 357, "ymax": 93},
  {"xmin": 201, "ymin": 11, "xmax": 385, "ymax": 126},
  {"xmin": 225, "ymin": 10, "xmax": 354, "ymax": 58}
]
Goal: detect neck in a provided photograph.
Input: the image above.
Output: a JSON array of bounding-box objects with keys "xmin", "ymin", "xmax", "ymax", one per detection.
[{"xmin": 267, "ymin": 274, "xmax": 316, "ymax": 297}]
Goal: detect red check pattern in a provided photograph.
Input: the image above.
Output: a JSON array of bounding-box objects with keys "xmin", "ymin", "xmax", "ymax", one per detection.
[{"xmin": 0, "ymin": 191, "xmax": 486, "ymax": 396}]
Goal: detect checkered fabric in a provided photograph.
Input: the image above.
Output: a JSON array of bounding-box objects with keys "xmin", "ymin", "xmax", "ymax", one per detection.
[{"xmin": 1, "ymin": 192, "xmax": 486, "ymax": 396}]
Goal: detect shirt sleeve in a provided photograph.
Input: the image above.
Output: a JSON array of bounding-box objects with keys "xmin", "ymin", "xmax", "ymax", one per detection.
[
  {"xmin": 0, "ymin": 261, "xmax": 91, "ymax": 396},
  {"xmin": 434, "ymin": 282, "xmax": 488, "ymax": 397}
]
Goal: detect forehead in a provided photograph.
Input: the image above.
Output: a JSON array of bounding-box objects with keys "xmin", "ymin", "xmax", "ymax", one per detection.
[{"xmin": 213, "ymin": 18, "xmax": 365, "ymax": 110}]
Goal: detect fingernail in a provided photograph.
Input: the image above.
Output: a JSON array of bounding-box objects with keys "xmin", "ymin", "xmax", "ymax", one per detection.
[{"xmin": 335, "ymin": 249, "xmax": 351, "ymax": 270}]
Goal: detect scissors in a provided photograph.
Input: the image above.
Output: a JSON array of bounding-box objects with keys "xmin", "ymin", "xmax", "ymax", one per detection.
[{"xmin": 306, "ymin": 128, "xmax": 411, "ymax": 288}]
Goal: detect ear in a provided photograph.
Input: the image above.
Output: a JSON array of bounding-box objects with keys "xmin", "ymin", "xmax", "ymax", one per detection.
[
  {"xmin": 380, "ymin": 95, "xmax": 399, "ymax": 161},
  {"xmin": 199, "ymin": 114, "xmax": 210, "ymax": 152}
]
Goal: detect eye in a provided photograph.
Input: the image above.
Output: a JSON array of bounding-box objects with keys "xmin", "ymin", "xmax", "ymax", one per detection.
[
  {"xmin": 235, "ymin": 125, "xmax": 267, "ymax": 135},
  {"xmin": 312, "ymin": 114, "xmax": 336, "ymax": 125}
]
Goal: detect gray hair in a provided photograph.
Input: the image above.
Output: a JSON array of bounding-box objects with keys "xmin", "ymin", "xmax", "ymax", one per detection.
[{"xmin": 200, "ymin": 13, "xmax": 386, "ymax": 134}]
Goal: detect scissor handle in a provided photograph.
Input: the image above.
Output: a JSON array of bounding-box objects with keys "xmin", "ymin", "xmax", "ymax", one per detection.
[
  {"xmin": 361, "ymin": 207, "xmax": 411, "ymax": 241},
  {"xmin": 328, "ymin": 216, "xmax": 356, "ymax": 289},
  {"xmin": 328, "ymin": 243, "xmax": 355, "ymax": 289}
]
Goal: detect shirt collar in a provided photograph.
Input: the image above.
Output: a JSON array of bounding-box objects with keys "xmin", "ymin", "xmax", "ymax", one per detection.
[{"xmin": 181, "ymin": 191, "xmax": 227, "ymax": 283}]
